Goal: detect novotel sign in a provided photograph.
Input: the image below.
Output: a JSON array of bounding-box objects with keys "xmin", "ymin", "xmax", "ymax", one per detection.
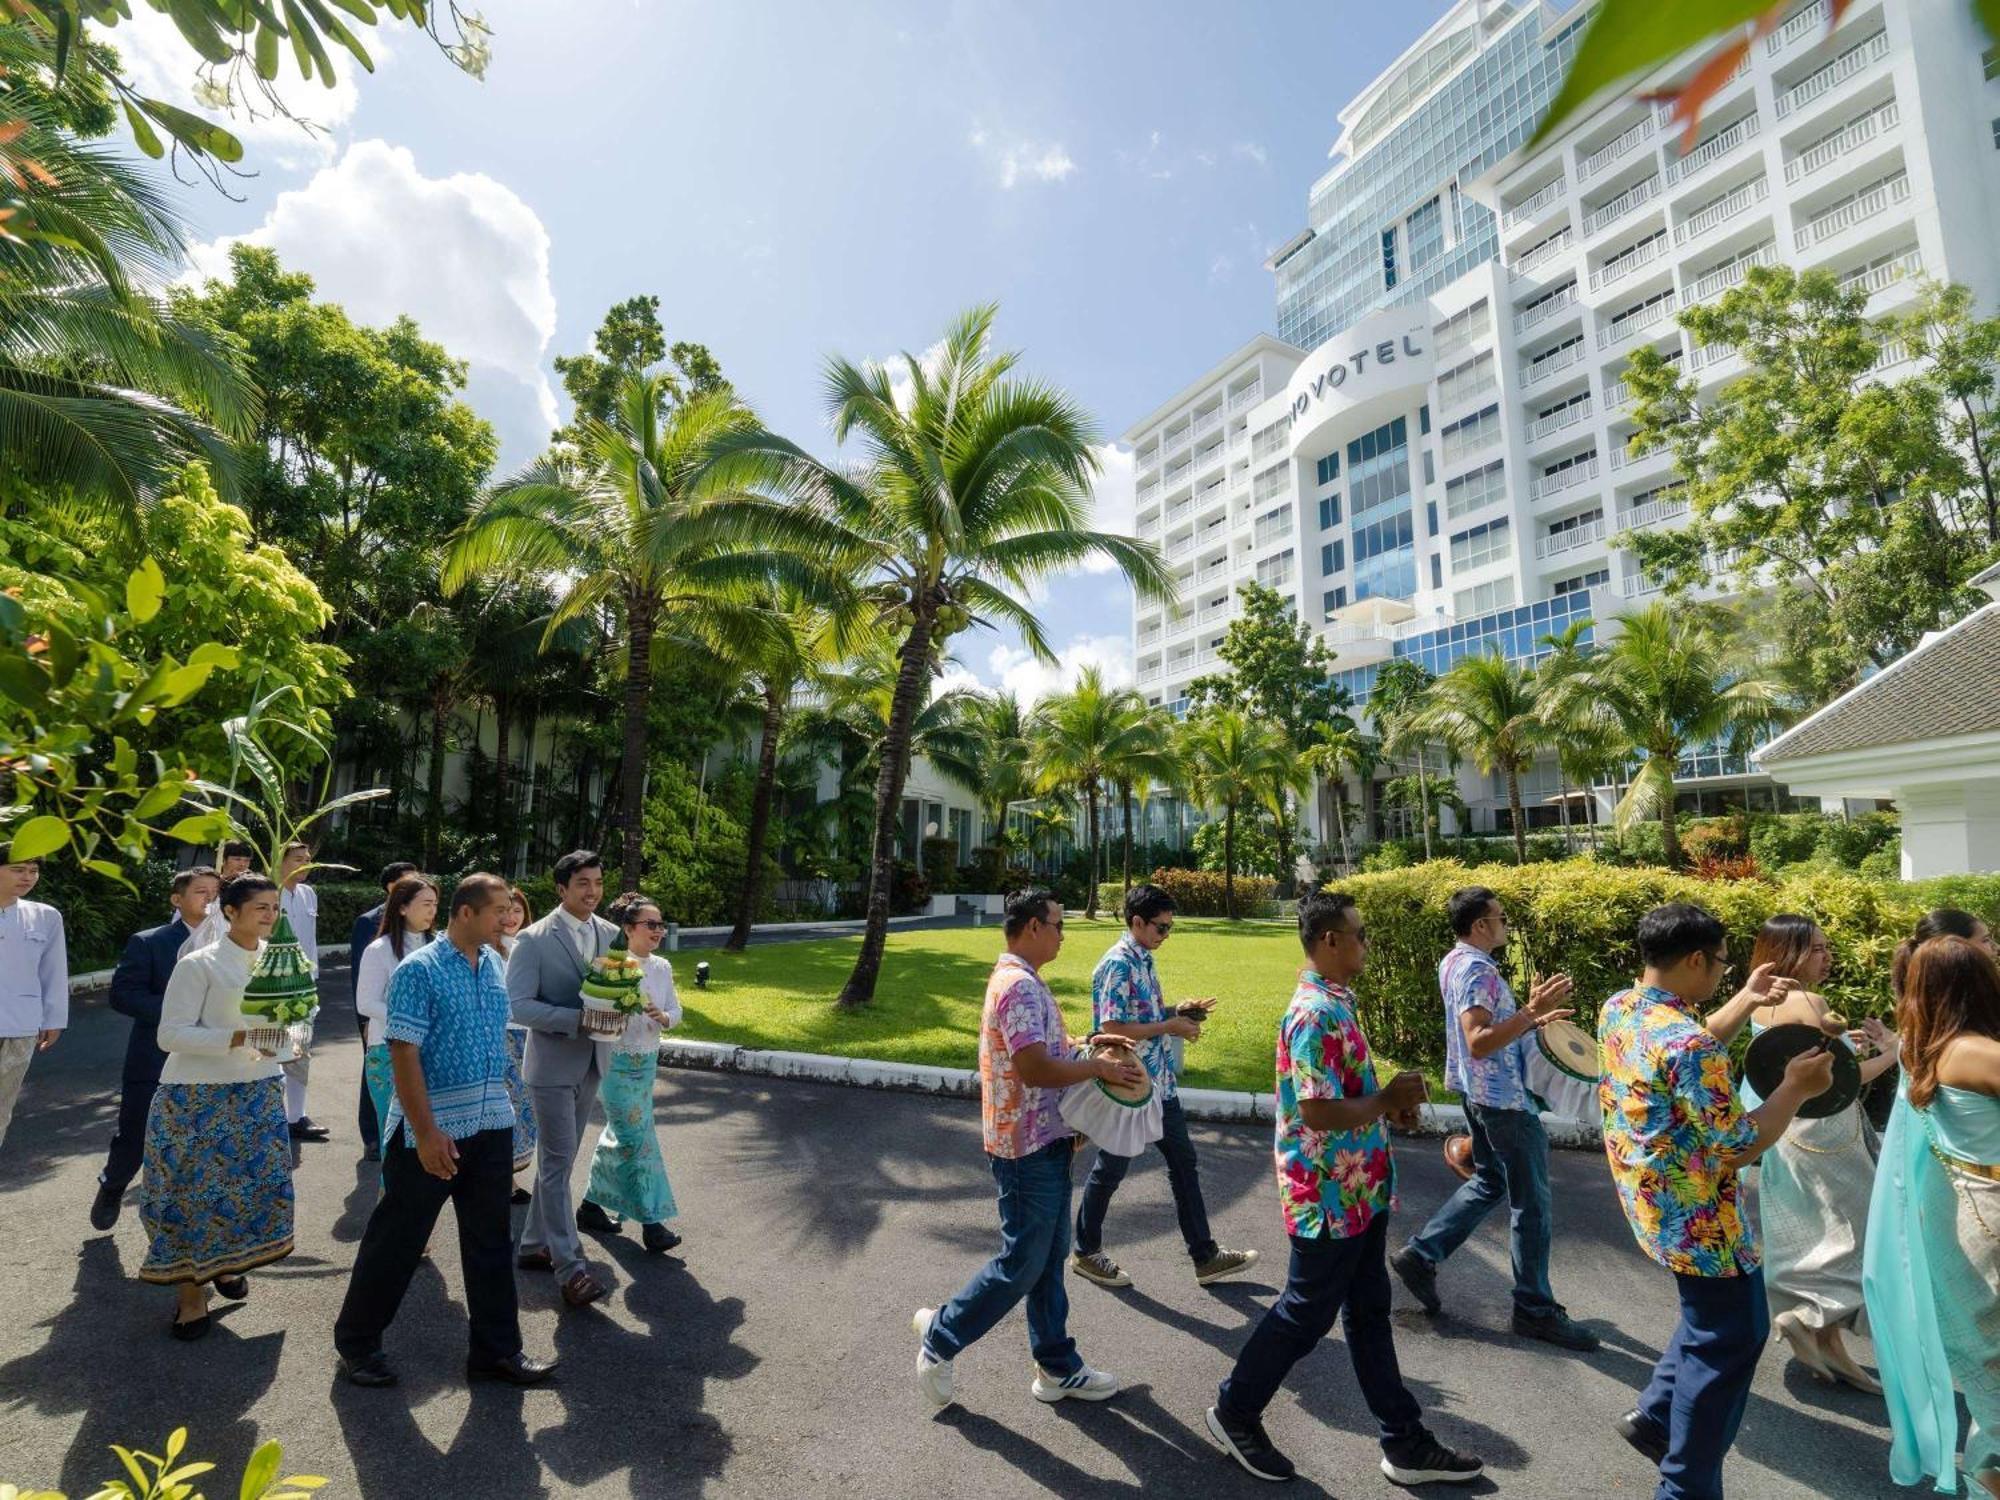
[{"xmin": 1284, "ymin": 309, "xmax": 1435, "ymax": 450}]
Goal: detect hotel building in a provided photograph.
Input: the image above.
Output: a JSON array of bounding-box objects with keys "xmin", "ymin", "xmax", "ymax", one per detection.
[{"xmin": 1126, "ymin": 0, "xmax": 2000, "ymax": 839}]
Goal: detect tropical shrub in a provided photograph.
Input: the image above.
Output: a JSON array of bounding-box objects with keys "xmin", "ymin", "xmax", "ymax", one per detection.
[
  {"xmin": 1327, "ymin": 858, "xmax": 2000, "ymax": 1072},
  {"xmin": 7, "ymin": 1426, "xmax": 327, "ymax": 1500},
  {"xmin": 1691, "ymin": 853, "xmax": 1762, "ymax": 883},
  {"xmin": 1130, "ymin": 867, "xmax": 1279, "ymax": 918},
  {"xmin": 920, "ymin": 838, "xmax": 961, "ymax": 892},
  {"xmin": 1191, "ymin": 816, "xmax": 1282, "ymax": 879}
]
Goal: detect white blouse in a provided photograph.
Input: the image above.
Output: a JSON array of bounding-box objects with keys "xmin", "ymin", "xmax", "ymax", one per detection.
[
  {"xmin": 354, "ymin": 929, "xmax": 432, "ymax": 1047},
  {"xmin": 490, "ymin": 937, "xmax": 528, "ymax": 1034},
  {"xmin": 611, "ymin": 953, "xmax": 682, "ymax": 1056},
  {"xmin": 157, "ymin": 937, "xmax": 282, "ymax": 1085}
]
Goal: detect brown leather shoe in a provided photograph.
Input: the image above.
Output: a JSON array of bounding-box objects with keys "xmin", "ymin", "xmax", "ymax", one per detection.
[
  {"xmin": 560, "ymin": 1270, "xmax": 605, "ymax": 1308},
  {"xmin": 515, "ymin": 1247, "xmax": 553, "ymax": 1271}
]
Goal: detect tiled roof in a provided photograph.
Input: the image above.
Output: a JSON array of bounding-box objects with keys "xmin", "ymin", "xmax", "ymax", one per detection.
[{"xmin": 1759, "ymin": 602, "xmax": 2000, "ymax": 763}]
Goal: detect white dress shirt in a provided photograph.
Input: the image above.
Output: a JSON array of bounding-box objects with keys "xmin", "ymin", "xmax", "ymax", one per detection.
[
  {"xmin": 157, "ymin": 937, "xmax": 281, "ymax": 1085},
  {"xmin": 282, "ymin": 881, "xmax": 320, "ymax": 977},
  {"xmin": 354, "ymin": 929, "xmax": 432, "ymax": 1047},
  {"xmin": 0, "ymin": 898, "xmax": 67, "ymax": 1037},
  {"xmin": 177, "ymin": 904, "xmax": 224, "ymax": 961},
  {"xmin": 554, "ymin": 905, "xmax": 598, "ymax": 964},
  {"xmin": 612, "ymin": 954, "xmax": 682, "ymax": 1056}
]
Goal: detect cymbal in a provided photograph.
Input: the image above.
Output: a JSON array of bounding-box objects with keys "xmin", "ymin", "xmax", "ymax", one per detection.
[{"xmin": 1744, "ymin": 1022, "xmax": 1862, "ymax": 1120}]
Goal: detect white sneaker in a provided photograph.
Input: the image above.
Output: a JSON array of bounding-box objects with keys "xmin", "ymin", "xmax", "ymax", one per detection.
[
  {"xmin": 1031, "ymin": 1364, "xmax": 1121, "ymax": 1403},
  {"xmin": 913, "ymin": 1308, "xmax": 954, "ymax": 1409}
]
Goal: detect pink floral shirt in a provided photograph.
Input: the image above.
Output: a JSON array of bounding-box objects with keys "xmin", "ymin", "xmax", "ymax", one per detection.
[
  {"xmin": 1274, "ymin": 970, "xmax": 1396, "ymax": 1239},
  {"xmin": 979, "ymin": 953, "xmax": 1075, "ymax": 1159}
]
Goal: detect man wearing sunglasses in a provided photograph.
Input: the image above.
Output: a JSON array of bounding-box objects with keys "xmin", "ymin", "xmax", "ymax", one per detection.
[{"xmin": 1072, "ymin": 883, "xmax": 1258, "ymax": 1290}]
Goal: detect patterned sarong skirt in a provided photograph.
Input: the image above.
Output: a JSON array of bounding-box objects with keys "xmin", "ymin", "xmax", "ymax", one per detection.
[
  {"xmin": 139, "ymin": 1078, "xmax": 295, "ymax": 1285},
  {"xmin": 585, "ymin": 1051, "xmax": 676, "ymax": 1224}
]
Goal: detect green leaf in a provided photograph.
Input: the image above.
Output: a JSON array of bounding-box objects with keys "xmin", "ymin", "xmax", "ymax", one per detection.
[
  {"xmin": 133, "ymin": 783, "xmax": 188, "ymax": 820},
  {"xmin": 127, "ymin": 558, "xmax": 167, "ymax": 624},
  {"xmin": 41, "ymin": 623, "xmax": 80, "ymax": 689},
  {"xmin": 240, "ymin": 1440, "xmax": 281, "ymax": 1500},
  {"xmin": 158, "ymin": 662, "xmax": 219, "ymax": 707},
  {"xmin": 164, "ymin": 0, "xmax": 240, "ymax": 63},
  {"xmin": 122, "ymin": 97, "xmax": 167, "ymax": 158},
  {"xmin": 165, "ymin": 812, "xmax": 233, "ymax": 844},
  {"xmin": 8, "ymin": 815, "xmax": 70, "ymax": 862},
  {"xmin": 256, "ymin": 19, "xmax": 284, "ymax": 79},
  {"xmin": 188, "ymin": 642, "xmax": 242, "ymax": 670},
  {"xmin": 112, "ymin": 737, "xmax": 137, "ymax": 779},
  {"xmin": 137, "ymin": 98, "xmax": 247, "ymax": 164},
  {"xmin": 166, "ymin": 1427, "xmax": 187, "ymax": 1462},
  {"xmin": 0, "ymin": 655, "xmax": 47, "ymax": 709},
  {"xmin": 1526, "ymin": 0, "xmax": 1769, "ymax": 150}
]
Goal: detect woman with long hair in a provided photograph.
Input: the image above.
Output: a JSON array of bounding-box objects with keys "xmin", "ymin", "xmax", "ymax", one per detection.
[
  {"xmin": 1865, "ymin": 935, "xmax": 2000, "ymax": 1498},
  {"xmin": 354, "ymin": 875, "xmax": 439, "ymax": 1138},
  {"xmin": 139, "ymin": 874, "xmax": 295, "ymax": 1340},
  {"xmin": 579, "ymin": 891, "xmax": 683, "ymax": 1254},
  {"xmin": 492, "ymin": 886, "xmax": 538, "ymax": 1204},
  {"xmin": 1891, "ymin": 908, "xmax": 1995, "ymax": 998},
  {"xmin": 1740, "ymin": 914, "xmax": 1899, "ymax": 1391}
]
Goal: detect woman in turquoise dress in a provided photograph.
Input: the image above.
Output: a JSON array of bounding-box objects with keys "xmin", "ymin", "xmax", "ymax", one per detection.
[
  {"xmin": 492, "ymin": 885, "xmax": 538, "ymax": 1203},
  {"xmin": 582, "ymin": 891, "xmax": 683, "ymax": 1254},
  {"xmin": 1741, "ymin": 914, "xmax": 1900, "ymax": 1392},
  {"xmin": 1865, "ymin": 927, "xmax": 2000, "ymax": 1497},
  {"xmin": 352, "ymin": 874, "xmax": 436, "ymax": 1139}
]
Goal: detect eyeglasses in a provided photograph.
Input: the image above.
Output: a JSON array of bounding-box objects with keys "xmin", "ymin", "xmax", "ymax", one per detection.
[
  {"xmin": 632, "ymin": 919, "xmax": 667, "ymax": 931},
  {"xmin": 1045, "ymin": 918, "xmax": 1065, "ymax": 931}
]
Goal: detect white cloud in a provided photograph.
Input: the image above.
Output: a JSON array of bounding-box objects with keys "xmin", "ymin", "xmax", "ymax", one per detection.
[
  {"xmin": 969, "ymin": 126, "xmax": 1077, "ymax": 188},
  {"xmin": 185, "ymin": 140, "xmax": 559, "ymax": 465},
  {"xmin": 1234, "ymin": 141, "xmax": 1270, "ymax": 167},
  {"xmin": 106, "ymin": 6, "xmax": 379, "ymax": 171},
  {"xmin": 987, "ymin": 635, "xmax": 1135, "ymax": 707},
  {"xmin": 1209, "ymin": 253, "xmax": 1235, "ymax": 284},
  {"xmin": 1079, "ymin": 442, "xmax": 1137, "ymax": 574}
]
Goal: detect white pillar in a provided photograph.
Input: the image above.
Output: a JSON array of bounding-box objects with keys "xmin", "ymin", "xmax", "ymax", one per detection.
[{"xmin": 1898, "ymin": 779, "xmax": 2000, "ymax": 879}]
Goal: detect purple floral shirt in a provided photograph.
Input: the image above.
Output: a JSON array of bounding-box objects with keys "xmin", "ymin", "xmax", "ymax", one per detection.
[{"xmin": 979, "ymin": 953, "xmax": 1075, "ymax": 1158}]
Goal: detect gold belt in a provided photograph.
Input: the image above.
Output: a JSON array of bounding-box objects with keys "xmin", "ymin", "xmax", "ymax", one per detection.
[{"xmin": 1935, "ymin": 1146, "xmax": 2000, "ymax": 1182}]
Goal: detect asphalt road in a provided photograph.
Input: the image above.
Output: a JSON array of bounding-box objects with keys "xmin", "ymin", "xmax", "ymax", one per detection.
[{"xmin": 0, "ymin": 982, "xmax": 1909, "ymax": 1499}]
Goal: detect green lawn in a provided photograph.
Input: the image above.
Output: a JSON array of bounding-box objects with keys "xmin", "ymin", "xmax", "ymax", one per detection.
[{"xmin": 672, "ymin": 918, "xmax": 1438, "ymax": 1097}]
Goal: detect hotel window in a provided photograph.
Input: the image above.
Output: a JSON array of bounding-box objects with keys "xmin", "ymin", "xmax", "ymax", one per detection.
[
  {"xmin": 1439, "ymin": 403, "xmax": 1502, "ymax": 465},
  {"xmin": 1546, "ymin": 507, "xmax": 1602, "ymax": 537},
  {"xmin": 1427, "ymin": 501, "xmax": 1439, "ymax": 535},
  {"xmin": 1347, "ymin": 416, "xmax": 1411, "ymax": 520},
  {"xmin": 1317, "ymin": 494, "xmax": 1342, "ymax": 529},
  {"xmin": 1450, "ymin": 517, "xmax": 1512, "ymax": 571},
  {"xmin": 1431, "ymin": 554, "xmax": 1443, "ymax": 589},
  {"xmin": 1433, "ymin": 299, "xmax": 1491, "ymax": 356},
  {"xmin": 1316, "ymin": 452, "xmax": 1341, "ymax": 486},
  {"xmin": 1382, "ymin": 226, "xmax": 1400, "ymax": 290},
  {"xmin": 1445, "ymin": 459, "xmax": 1506, "ymax": 519},
  {"xmin": 1453, "ymin": 577, "xmax": 1517, "ymax": 617},
  {"xmin": 1320, "ymin": 539, "xmax": 1346, "ymax": 575},
  {"xmin": 1255, "ymin": 549, "xmax": 1296, "ymax": 588},
  {"xmin": 1322, "ymin": 586, "xmax": 1348, "ymax": 615},
  {"xmin": 1436, "ymin": 353, "xmax": 1495, "ymax": 411},
  {"xmin": 1420, "ymin": 403, "xmax": 1431, "ymax": 435},
  {"xmin": 1552, "ymin": 567, "xmax": 1610, "ymax": 597},
  {"xmin": 1407, "ymin": 195, "xmax": 1445, "ymax": 272}
]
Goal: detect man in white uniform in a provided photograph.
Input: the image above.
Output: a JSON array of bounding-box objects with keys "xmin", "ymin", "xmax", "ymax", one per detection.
[{"xmin": 0, "ymin": 859, "xmax": 67, "ymax": 1155}]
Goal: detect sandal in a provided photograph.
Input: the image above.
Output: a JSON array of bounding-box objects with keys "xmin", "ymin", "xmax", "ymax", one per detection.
[{"xmin": 213, "ymin": 1274, "xmax": 250, "ymax": 1301}]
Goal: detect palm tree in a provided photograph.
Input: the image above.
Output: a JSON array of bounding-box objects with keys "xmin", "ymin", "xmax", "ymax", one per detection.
[
  {"xmin": 1113, "ymin": 701, "xmax": 1181, "ymax": 896},
  {"xmin": 1368, "ymin": 659, "xmax": 1439, "ymax": 859},
  {"xmin": 1301, "ymin": 723, "xmax": 1373, "ymax": 874},
  {"xmin": 442, "ymin": 373, "xmax": 842, "ymax": 881},
  {"xmin": 1415, "ymin": 653, "xmax": 1545, "ymax": 865},
  {"xmin": 1031, "ymin": 671, "xmax": 1177, "ymax": 916},
  {"xmin": 948, "ymin": 690, "xmax": 1034, "ymax": 857},
  {"xmin": 1180, "ymin": 709, "xmax": 1292, "ymax": 919},
  {"xmin": 711, "ymin": 305, "xmax": 1172, "ymax": 1006},
  {"xmin": 2, "ymin": 31, "xmax": 258, "ymax": 517},
  {"xmin": 1579, "ymin": 602, "xmax": 1790, "ymax": 867},
  {"xmin": 1533, "ymin": 619, "xmax": 1608, "ymax": 852}
]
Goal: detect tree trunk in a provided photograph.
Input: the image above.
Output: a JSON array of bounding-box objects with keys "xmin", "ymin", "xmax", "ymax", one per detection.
[
  {"xmin": 493, "ymin": 694, "xmax": 512, "ymax": 833},
  {"xmin": 1507, "ymin": 767, "xmax": 1527, "ymax": 865},
  {"xmin": 1555, "ymin": 765, "xmax": 1573, "ymax": 853},
  {"xmin": 617, "ymin": 601, "xmax": 658, "ymax": 884},
  {"xmin": 838, "ymin": 613, "xmax": 936, "ymax": 1010},
  {"xmin": 1224, "ymin": 804, "xmax": 1237, "ymax": 920},
  {"xmin": 1335, "ymin": 783, "xmax": 1353, "ymax": 873},
  {"xmin": 1274, "ymin": 791, "xmax": 1295, "ymax": 893},
  {"xmin": 1415, "ymin": 745, "xmax": 1434, "ymax": 860},
  {"xmin": 1084, "ymin": 786, "xmax": 1102, "ymax": 919},
  {"xmin": 725, "ymin": 681, "xmax": 786, "ymax": 953},
  {"xmin": 1120, "ymin": 781, "xmax": 1134, "ymax": 898},
  {"xmin": 424, "ymin": 677, "xmax": 450, "ymax": 870},
  {"xmin": 1659, "ymin": 761, "xmax": 1682, "ymax": 869}
]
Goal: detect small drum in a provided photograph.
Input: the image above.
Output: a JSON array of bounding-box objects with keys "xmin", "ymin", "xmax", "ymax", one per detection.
[
  {"xmin": 1060, "ymin": 1044, "xmax": 1163, "ymax": 1157},
  {"xmin": 1744, "ymin": 1022, "xmax": 1864, "ymax": 1120},
  {"xmin": 1442, "ymin": 1133, "xmax": 1476, "ymax": 1181},
  {"xmin": 1525, "ymin": 1017, "xmax": 1601, "ymax": 1123}
]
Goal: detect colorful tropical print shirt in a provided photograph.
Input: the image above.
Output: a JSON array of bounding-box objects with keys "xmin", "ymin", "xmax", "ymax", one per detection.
[
  {"xmin": 1273, "ymin": 969, "xmax": 1396, "ymax": 1239},
  {"xmin": 979, "ymin": 953, "xmax": 1075, "ymax": 1159},
  {"xmin": 1440, "ymin": 942, "xmax": 1532, "ymax": 1111},
  {"xmin": 1598, "ymin": 983, "xmax": 1761, "ymax": 1277},
  {"xmin": 1092, "ymin": 934, "xmax": 1175, "ymax": 1100}
]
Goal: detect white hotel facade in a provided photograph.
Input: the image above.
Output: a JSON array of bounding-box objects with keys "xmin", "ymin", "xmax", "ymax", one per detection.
[{"xmin": 1126, "ymin": 0, "xmax": 2000, "ymax": 843}]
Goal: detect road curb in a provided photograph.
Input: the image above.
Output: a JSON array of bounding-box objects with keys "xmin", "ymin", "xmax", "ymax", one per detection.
[{"xmin": 656, "ymin": 1038, "xmax": 1603, "ymax": 1149}]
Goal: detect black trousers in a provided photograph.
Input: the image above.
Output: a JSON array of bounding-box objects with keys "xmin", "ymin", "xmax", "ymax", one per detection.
[
  {"xmin": 334, "ymin": 1126, "xmax": 520, "ymax": 1365},
  {"xmin": 99, "ymin": 1075, "xmax": 158, "ymax": 1192},
  {"xmin": 356, "ymin": 1008, "xmax": 380, "ymax": 1153}
]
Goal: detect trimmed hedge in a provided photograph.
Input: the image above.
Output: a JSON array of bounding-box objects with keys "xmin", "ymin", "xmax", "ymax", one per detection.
[
  {"xmin": 1095, "ymin": 867, "xmax": 1280, "ymax": 919},
  {"xmin": 1330, "ymin": 859, "xmax": 2000, "ymax": 1072}
]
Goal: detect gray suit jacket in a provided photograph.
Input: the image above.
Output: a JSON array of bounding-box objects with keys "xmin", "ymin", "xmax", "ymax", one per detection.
[{"xmin": 507, "ymin": 909, "xmax": 619, "ymax": 1087}]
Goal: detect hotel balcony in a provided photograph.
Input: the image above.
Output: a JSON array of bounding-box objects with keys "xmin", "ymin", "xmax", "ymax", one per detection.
[
  {"xmin": 1793, "ymin": 171, "xmax": 1910, "ymax": 255},
  {"xmin": 1535, "ymin": 518, "xmax": 1605, "ymax": 559},
  {"xmin": 1775, "ymin": 30, "xmax": 1891, "ymax": 123}
]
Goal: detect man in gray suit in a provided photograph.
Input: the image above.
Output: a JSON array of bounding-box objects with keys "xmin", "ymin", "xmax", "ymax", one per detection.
[{"xmin": 508, "ymin": 850, "xmax": 621, "ymax": 1307}]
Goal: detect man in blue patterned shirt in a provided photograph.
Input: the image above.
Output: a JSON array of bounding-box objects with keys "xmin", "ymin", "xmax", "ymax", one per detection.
[
  {"xmin": 1389, "ymin": 886, "xmax": 1599, "ymax": 1352},
  {"xmin": 335, "ymin": 873, "xmax": 555, "ymax": 1389},
  {"xmin": 1071, "ymin": 884, "xmax": 1259, "ymax": 1289}
]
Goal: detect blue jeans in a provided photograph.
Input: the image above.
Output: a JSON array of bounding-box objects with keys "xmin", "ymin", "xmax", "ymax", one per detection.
[
  {"xmin": 926, "ymin": 1138, "xmax": 1082, "ymax": 1376},
  {"xmin": 1217, "ymin": 1211, "xmax": 1425, "ymax": 1448},
  {"xmin": 1404, "ymin": 1101, "xmax": 1557, "ymax": 1317},
  {"xmin": 1638, "ymin": 1269, "xmax": 1769, "ymax": 1500},
  {"xmin": 1074, "ymin": 1095, "xmax": 1218, "ymax": 1263}
]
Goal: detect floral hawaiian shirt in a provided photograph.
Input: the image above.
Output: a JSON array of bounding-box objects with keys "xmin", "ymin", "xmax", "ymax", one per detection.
[
  {"xmin": 1092, "ymin": 934, "xmax": 1175, "ymax": 1100},
  {"xmin": 1598, "ymin": 983, "xmax": 1761, "ymax": 1277},
  {"xmin": 1440, "ymin": 942, "xmax": 1532, "ymax": 1111},
  {"xmin": 979, "ymin": 953, "xmax": 1075, "ymax": 1159},
  {"xmin": 1273, "ymin": 969, "xmax": 1396, "ymax": 1239}
]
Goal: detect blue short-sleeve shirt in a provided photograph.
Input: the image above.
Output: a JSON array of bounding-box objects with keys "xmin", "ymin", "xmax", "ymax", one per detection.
[{"xmin": 382, "ymin": 938, "xmax": 516, "ymax": 1145}]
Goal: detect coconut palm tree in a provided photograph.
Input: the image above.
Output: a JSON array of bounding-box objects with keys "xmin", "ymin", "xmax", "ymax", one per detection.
[
  {"xmin": 1112, "ymin": 701, "xmax": 1181, "ymax": 896},
  {"xmin": 1414, "ymin": 653, "xmax": 1545, "ymax": 865},
  {"xmin": 1180, "ymin": 709, "xmax": 1292, "ymax": 919},
  {"xmin": 709, "ymin": 305, "xmax": 1172, "ymax": 1006},
  {"xmin": 1578, "ymin": 602, "xmax": 1789, "ymax": 868},
  {"xmin": 945, "ymin": 689, "xmax": 1034, "ymax": 856},
  {"xmin": 442, "ymin": 374, "xmax": 845, "ymax": 882},
  {"xmin": 1030, "ymin": 668, "xmax": 1170, "ymax": 919},
  {"xmin": 1533, "ymin": 618, "xmax": 1608, "ymax": 851},
  {"xmin": 1301, "ymin": 723, "xmax": 1373, "ymax": 874},
  {"xmin": 1367, "ymin": 658, "xmax": 1439, "ymax": 859}
]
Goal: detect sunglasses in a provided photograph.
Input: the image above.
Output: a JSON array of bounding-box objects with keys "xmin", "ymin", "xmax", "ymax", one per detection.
[
  {"xmin": 632, "ymin": 919, "xmax": 667, "ymax": 931},
  {"xmin": 1149, "ymin": 919, "xmax": 1174, "ymax": 936}
]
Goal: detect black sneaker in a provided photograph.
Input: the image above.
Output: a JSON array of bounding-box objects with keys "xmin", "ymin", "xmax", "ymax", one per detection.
[
  {"xmin": 1380, "ymin": 1431, "xmax": 1484, "ymax": 1486},
  {"xmin": 1389, "ymin": 1246, "xmax": 1441, "ymax": 1315},
  {"xmin": 1512, "ymin": 1307, "xmax": 1601, "ymax": 1351},
  {"xmin": 1204, "ymin": 1406, "xmax": 1296, "ymax": 1483},
  {"xmin": 1615, "ymin": 1408, "xmax": 1668, "ymax": 1466},
  {"xmin": 89, "ymin": 1182, "xmax": 123, "ymax": 1232}
]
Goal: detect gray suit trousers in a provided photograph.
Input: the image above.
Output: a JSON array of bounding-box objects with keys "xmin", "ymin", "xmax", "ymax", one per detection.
[{"xmin": 518, "ymin": 1057, "xmax": 603, "ymax": 1280}]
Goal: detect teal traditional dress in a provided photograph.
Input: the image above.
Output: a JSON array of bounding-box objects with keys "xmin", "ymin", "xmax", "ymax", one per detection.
[
  {"xmin": 584, "ymin": 952, "xmax": 680, "ymax": 1225},
  {"xmin": 490, "ymin": 938, "xmax": 538, "ymax": 1174},
  {"xmin": 1865, "ymin": 1078, "xmax": 2000, "ymax": 1494},
  {"xmin": 354, "ymin": 930, "xmax": 430, "ymax": 1149}
]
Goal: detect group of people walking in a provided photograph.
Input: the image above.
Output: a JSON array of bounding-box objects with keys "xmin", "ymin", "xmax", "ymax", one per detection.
[{"xmin": 916, "ymin": 881, "xmax": 2000, "ymax": 1500}]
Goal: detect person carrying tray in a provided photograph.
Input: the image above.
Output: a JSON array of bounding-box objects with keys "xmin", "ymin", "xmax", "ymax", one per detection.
[{"xmin": 1389, "ymin": 886, "xmax": 1599, "ymax": 1351}]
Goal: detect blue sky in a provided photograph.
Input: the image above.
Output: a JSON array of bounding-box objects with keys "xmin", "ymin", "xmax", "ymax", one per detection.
[{"xmin": 121, "ymin": 1, "xmax": 1462, "ymax": 698}]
